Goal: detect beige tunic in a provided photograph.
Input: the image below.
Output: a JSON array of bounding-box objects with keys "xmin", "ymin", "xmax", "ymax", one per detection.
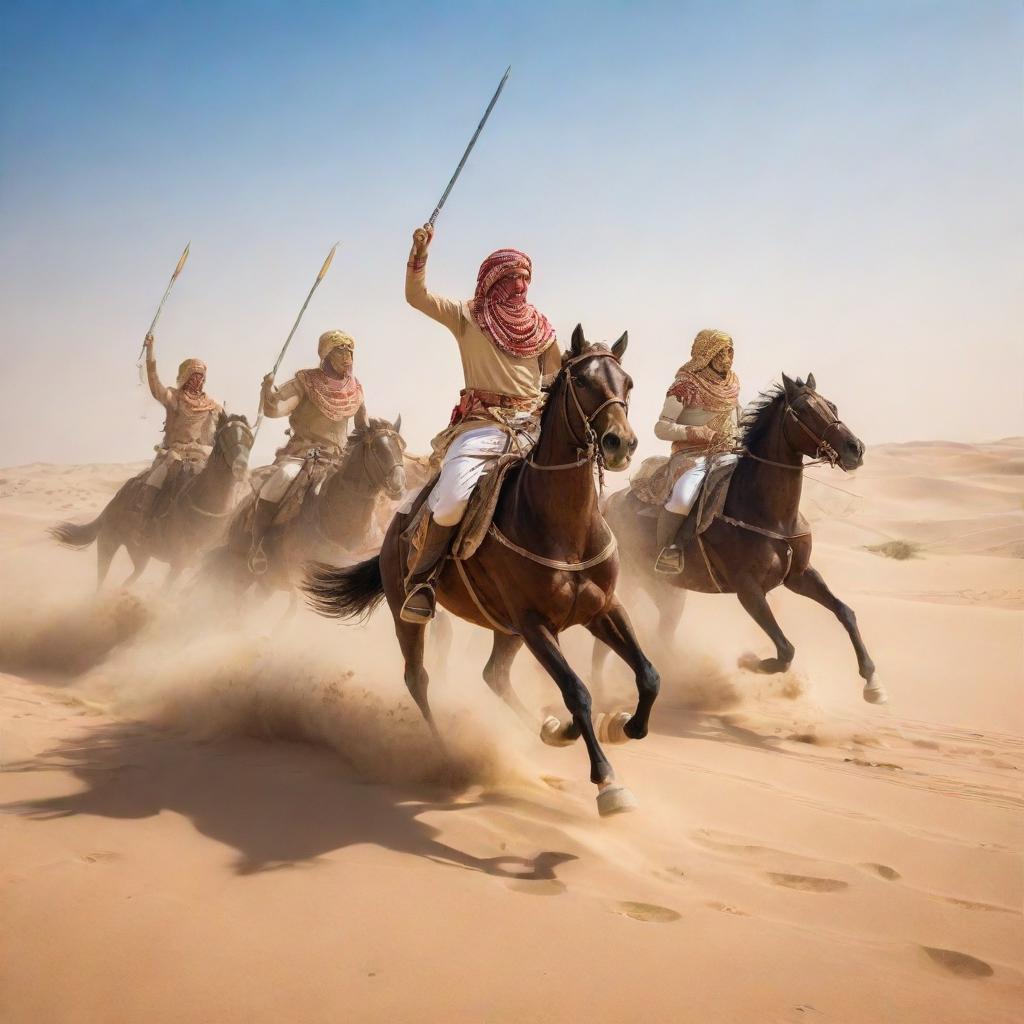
[
  {"xmin": 405, "ymin": 263, "xmax": 560, "ymax": 404},
  {"xmin": 147, "ymin": 357, "xmax": 222, "ymax": 453},
  {"xmin": 262, "ymin": 375, "xmax": 367, "ymax": 459}
]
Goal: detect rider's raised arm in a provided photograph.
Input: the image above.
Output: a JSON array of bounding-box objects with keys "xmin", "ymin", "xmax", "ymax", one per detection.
[
  {"xmin": 144, "ymin": 334, "xmax": 173, "ymax": 408},
  {"xmin": 261, "ymin": 376, "xmax": 302, "ymax": 418},
  {"xmin": 405, "ymin": 224, "xmax": 462, "ymax": 335}
]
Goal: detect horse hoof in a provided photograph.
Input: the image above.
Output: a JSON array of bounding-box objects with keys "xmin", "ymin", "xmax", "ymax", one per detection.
[
  {"xmin": 597, "ymin": 783, "xmax": 638, "ymax": 817},
  {"xmin": 595, "ymin": 711, "xmax": 632, "ymax": 744},
  {"xmin": 863, "ymin": 678, "xmax": 888, "ymax": 705},
  {"xmin": 540, "ymin": 716, "xmax": 575, "ymax": 748}
]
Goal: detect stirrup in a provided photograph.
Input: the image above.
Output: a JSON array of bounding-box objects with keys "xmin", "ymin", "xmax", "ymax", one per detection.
[
  {"xmin": 400, "ymin": 582, "xmax": 436, "ymax": 624},
  {"xmin": 247, "ymin": 543, "xmax": 269, "ymax": 576},
  {"xmin": 655, "ymin": 545, "xmax": 684, "ymax": 576}
]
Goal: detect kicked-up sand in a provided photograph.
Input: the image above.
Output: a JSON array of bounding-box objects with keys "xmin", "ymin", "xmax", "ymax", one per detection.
[{"xmin": 0, "ymin": 440, "xmax": 1021, "ymax": 1023}]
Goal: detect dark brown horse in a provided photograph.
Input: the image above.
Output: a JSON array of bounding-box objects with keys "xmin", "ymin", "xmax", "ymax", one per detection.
[
  {"xmin": 50, "ymin": 413, "xmax": 254, "ymax": 588},
  {"xmin": 211, "ymin": 417, "xmax": 407, "ymax": 596},
  {"xmin": 305, "ymin": 327, "xmax": 660, "ymax": 816},
  {"xmin": 600, "ymin": 373, "xmax": 886, "ymax": 704}
]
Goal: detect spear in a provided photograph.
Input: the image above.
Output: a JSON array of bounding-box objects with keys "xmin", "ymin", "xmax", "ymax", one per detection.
[
  {"xmin": 428, "ymin": 66, "xmax": 511, "ymax": 226},
  {"xmin": 137, "ymin": 242, "xmax": 190, "ymax": 363},
  {"xmin": 253, "ymin": 242, "xmax": 339, "ymax": 437}
]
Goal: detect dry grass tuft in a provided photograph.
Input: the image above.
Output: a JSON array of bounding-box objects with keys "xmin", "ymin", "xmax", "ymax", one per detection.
[{"xmin": 865, "ymin": 540, "xmax": 922, "ymax": 560}]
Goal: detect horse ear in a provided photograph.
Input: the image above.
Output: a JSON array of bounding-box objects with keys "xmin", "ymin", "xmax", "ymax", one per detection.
[
  {"xmin": 806, "ymin": 372, "xmax": 816, "ymax": 391},
  {"xmin": 781, "ymin": 373, "xmax": 798, "ymax": 399},
  {"xmin": 394, "ymin": 413, "xmax": 402, "ymax": 434},
  {"xmin": 611, "ymin": 331, "xmax": 628, "ymax": 361},
  {"xmin": 571, "ymin": 323, "xmax": 585, "ymax": 356}
]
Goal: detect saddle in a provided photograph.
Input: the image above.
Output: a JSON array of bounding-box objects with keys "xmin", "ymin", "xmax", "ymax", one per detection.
[
  {"xmin": 401, "ymin": 452, "xmax": 524, "ymax": 579},
  {"xmin": 631, "ymin": 456, "xmax": 738, "ymax": 537}
]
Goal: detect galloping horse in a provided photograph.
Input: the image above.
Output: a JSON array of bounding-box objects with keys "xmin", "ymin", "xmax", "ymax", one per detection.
[
  {"xmin": 212, "ymin": 417, "xmax": 407, "ymax": 595},
  {"xmin": 601, "ymin": 373, "xmax": 886, "ymax": 704},
  {"xmin": 50, "ymin": 412, "xmax": 254, "ymax": 588},
  {"xmin": 305, "ymin": 327, "xmax": 661, "ymax": 816}
]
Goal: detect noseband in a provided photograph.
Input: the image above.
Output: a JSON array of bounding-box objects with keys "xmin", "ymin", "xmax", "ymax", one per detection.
[
  {"xmin": 348, "ymin": 426, "xmax": 406, "ymax": 495},
  {"xmin": 784, "ymin": 392, "xmax": 845, "ymax": 468},
  {"xmin": 527, "ymin": 351, "xmax": 629, "ymax": 474}
]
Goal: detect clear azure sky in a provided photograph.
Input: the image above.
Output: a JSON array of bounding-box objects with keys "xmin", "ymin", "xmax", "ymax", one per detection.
[{"xmin": 1, "ymin": 0, "xmax": 1021, "ymax": 466}]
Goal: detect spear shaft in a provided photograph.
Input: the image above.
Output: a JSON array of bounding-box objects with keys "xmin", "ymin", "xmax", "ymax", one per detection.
[
  {"xmin": 138, "ymin": 242, "xmax": 190, "ymax": 361},
  {"xmin": 428, "ymin": 66, "xmax": 511, "ymax": 226},
  {"xmin": 254, "ymin": 242, "xmax": 338, "ymax": 437}
]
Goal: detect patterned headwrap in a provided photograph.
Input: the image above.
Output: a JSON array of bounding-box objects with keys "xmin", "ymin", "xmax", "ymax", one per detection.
[
  {"xmin": 470, "ymin": 249, "xmax": 555, "ymax": 359},
  {"xmin": 668, "ymin": 329, "xmax": 740, "ymax": 435},
  {"xmin": 318, "ymin": 330, "xmax": 356, "ymax": 360},
  {"xmin": 175, "ymin": 358, "xmax": 219, "ymax": 413}
]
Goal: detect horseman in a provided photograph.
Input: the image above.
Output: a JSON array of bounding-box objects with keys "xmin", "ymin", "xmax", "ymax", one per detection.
[
  {"xmin": 249, "ymin": 329, "xmax": 368, "ymax": 573},
  {"xmin": 138, "ymin": 331, "xmax": 223, "ymax": 525},
  {"xmin": 402, "ymin": 223, "xmax": 561, "ymax": 623},
  {"xmin": 654, "ymin": 329, "xmax": 742, "ymax": 575}
]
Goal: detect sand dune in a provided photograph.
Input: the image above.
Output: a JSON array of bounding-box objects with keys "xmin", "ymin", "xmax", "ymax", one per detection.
[{"xmin": 0, "ymin": 441, "xmax": 1021, "ymax": 1023}]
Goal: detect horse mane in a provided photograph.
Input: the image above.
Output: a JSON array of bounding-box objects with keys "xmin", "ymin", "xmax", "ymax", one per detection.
[{"xmin": 738, "ymin": 382, "xmax": 785, "ymax": 449}]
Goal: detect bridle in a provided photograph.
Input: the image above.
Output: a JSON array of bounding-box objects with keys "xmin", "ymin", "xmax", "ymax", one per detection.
[
  {"xmin": 340, "ymin": 424, "xmax": 407, "ymax": 499},
  {"xmin": 185, "ymin": 416, "xmax": 254, "ymax": 518},
  {"xmin": 742, "ymin": 390, "xmax": 846, "ymax": 471},
  {"xmin": 526, "ymin": 351, "xmax": 630, "ymax": 475}
]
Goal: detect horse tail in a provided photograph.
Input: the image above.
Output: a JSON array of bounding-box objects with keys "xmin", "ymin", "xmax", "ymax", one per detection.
[
  {"xmin": 304, "ymin": 556, "xmax": 385, "ymax": 622},
  {"xmin": 49, "ymin": 514, "xmax": 104, "ymax": 548}
]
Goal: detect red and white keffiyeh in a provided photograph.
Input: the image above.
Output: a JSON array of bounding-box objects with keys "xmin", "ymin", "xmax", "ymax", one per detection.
[
  {"xmin": 470, "ymin": 249, "xmax": 555, "ymax": 359},
  {"xmin": 296, "ymin": 369, "xmax": 364, "ymax": 422}
]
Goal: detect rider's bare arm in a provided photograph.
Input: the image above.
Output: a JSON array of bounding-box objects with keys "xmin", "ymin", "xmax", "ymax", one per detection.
[
  {"xmin": 144, "ymin": 334, "xmax": 173, "ymax": 407},
  {"xmin": 261, "ymin": 376, "xmax": 302, "ymax": 418},
  {"xmin": 405, "ymin": 224, "xmax": 462, "ymax": 334}
]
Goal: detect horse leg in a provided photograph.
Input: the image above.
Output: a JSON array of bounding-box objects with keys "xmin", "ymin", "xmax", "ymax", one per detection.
[
  {"xmin": 586, "ymin": 598, "xmax": 660, "ymax": 741},
  {"xmin": 521, "ymin": 621, "xmax": 636, "ymax": 815},
  {"xmin": 96, "ymin": 532, "xmax": 118, "ymax": 590},
  {"xmin": 394, "ymin": 616, "xmax": 444, "ymax": 748},
  {"xmin": 122, "ymin": 546, "xmax": 151, "ymax": 588},
  {"xmin": 784, "ymin": 566, "xmax": 886, "ymax": 704},
  {"xmin": 735, "ymin": 577, "xmax": 795, "ymax": 674},
  {"xmin": 482, "ymin": 633, "xmax": 536, "ymax": 728}
]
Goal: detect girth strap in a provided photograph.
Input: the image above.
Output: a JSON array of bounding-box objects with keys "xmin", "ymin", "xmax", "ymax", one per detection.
[{"xmin": 487, "ymin": 523, "xmax": 617, "ymax": 572}]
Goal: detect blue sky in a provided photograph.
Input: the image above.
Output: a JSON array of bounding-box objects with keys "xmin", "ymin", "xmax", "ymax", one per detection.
[{"xmin": 1, "ymin": 1, "xmax": 1021, "ymax": 464}]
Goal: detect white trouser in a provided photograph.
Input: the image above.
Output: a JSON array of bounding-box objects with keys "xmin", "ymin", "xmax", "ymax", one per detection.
[
  {"xmin": 666, "ymin": 452, "xmax": 737, "ymax": 515},
  {"xmin": 427, "ymin": 424, "xmax": 511, "ymax": 527},
  {"xmin": 258, "ymin": 456, "xmax": 304, "ymax": 503}
]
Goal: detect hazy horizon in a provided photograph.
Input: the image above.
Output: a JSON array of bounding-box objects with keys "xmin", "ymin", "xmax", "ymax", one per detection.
[{"xmin": 2, "ymin": 1, "xmax": 1021, "ymax": 468}]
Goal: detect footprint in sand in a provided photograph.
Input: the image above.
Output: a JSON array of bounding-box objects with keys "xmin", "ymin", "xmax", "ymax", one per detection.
[
  {"xmin": 861, "ymin": 863, "xmax": 901, "ymax": 881},
  {"xmin": 921, "ymin": 946, "xmax": 994, "ymax": 978},
  {"xmin": 707, "ymin": 901, "xmax": 747, "ymax": 916},
  {"xmin": 944, "ymin": 897, "xmax": 1016, "ymax": 914},
  {"xmin": 611, "ymin": 901, "xmax": 681, "ymax": 923},
  {"xmin": 81, "ymin": 851, "xmax": 119, "ymax": 863},
  {"xmin": 768, "ymin": 873, "xmax": 848, "ymax": 893}
]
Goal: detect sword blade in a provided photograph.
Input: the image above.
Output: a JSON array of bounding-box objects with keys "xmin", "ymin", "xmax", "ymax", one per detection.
[{"xmin": 429, "ymin": 65, "xmax": 511, "ymax": 226}]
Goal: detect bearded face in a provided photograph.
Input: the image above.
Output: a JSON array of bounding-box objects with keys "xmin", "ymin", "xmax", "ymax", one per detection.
[
  {"xmin": 324, "ymin": 347, "xmax": 353, "ymax": 378},
  {"xmin": 709, "ymin": 344, "xmax": 734, "ymax": 376}
]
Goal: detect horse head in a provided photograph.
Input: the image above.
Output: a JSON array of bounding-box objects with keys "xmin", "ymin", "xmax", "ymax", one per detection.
[
  {"xmin": 213, "ymin": 412, "xmax": 254, "ymax": 482},
  {"xmin": 781, "ymin": 374, "xmax": 864, "ymax": 472},
  {"xmin": 347, "ymin": 416, "xmax": 407, "ymax": 500},
  {"xmin": 560, "ymin": 323, "xmax": 637, "ymax": 472}
]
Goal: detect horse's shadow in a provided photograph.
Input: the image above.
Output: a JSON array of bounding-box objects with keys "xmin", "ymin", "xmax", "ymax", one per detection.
[{"xmin": 4, "ymin": 721, "xmax": 577, "ymax": 880}]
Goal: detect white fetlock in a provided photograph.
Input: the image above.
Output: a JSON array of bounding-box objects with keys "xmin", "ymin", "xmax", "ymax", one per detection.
[
  {"xmin": 595, "ymin": 711, "xmax": 632, "ymax": 744},
  {"xmin": 863, "ymin": 678, "xmax": 888, "ymax": 705},
  {"xmin": 596, "ymin": 782, "xmax": 638, "ymax": 817},
  {"xmin": 540, "ymin": 715, "xmax": 575, "ymax": 748}
]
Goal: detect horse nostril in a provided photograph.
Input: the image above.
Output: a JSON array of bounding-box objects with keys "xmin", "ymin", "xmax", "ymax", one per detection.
[
  {"xmin": 602, "ymin": 432, "xmax": 622, "ymax": 452},
  {"xmin": 628, "ymin": 437, "xmax": 638, "ymax": 453}
]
